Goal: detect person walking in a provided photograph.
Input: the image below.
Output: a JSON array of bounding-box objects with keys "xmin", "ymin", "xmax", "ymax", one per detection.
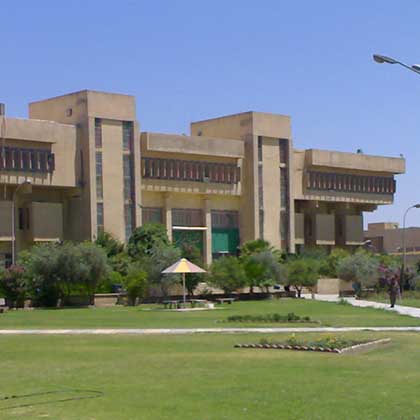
[{"xmin": 388, "ymin": 276, "xmax": 399, "ymax": 308}]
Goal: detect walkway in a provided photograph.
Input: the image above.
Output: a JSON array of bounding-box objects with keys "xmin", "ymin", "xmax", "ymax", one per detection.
[
  {"xmin": 0, "ymin": 326, "xmax": 419, "ymax": 335},
  {"xmin": 309, "ymin": 294, "xmax": 420, "ymax": 319}
]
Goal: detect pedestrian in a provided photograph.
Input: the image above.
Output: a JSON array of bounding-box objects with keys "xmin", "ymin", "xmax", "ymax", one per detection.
[{"xmin": 388, "ymin": 276, "xmax": 399, "ymax": 308}]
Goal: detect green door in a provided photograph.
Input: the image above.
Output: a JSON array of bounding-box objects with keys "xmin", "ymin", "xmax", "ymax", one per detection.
[{"xmin": 212, "ymin": 228, "xmax": 239, "ymax": 255}]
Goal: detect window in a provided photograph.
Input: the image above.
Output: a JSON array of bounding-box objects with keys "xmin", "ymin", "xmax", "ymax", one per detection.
[
  {"xmin": 280, "ymin": 168, "xmax": 289, "ymax": 208},
  {"xmin": 97, "ymin": 203, "xmax": 104, "ymax": 235},
  {"xmin": 172, "ymin": 209, "xmax": 203, "ymax": 227},
  {"xmin": 122, "ymin": 121, "xmax": 133, "ymax": 152},
  {"xmin": 123, "ymin": 155, "xmax": 133, "ymax": 201},
  {"xmin": 258, "ymin": 136, "xmax": 263, "ymax": 162},
  {"xmin": 211, "ymin": 210, "xmax": 239, "ymax": 228},
  {"xmin": 142, "ymin": 207, "xmax": 163, "ymax": 224},
  {"xmin": 279, "ymin": 139, "xmax": 288, "ymax": 164},
  {"xmin": 95, "ymin": 118, "xmax": 102, "ymax": 148},
  {"xmin": 18, "ymin": 208, "xmax": 24, "ymax": 230},
  {"xmin": 96, "ymin": 152, "xmax": 103, "ymax": 200},
  {"xmin": 125, "ymin": 204, "xmax": 134, "ymax": 241}
]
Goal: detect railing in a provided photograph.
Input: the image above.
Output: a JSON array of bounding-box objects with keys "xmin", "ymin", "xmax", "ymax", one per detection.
[
  {"xmin": 0, "ymin": 146, "xmax": 55, "ymax": 174},
  {"xmin": 306, "ymin": 171, "xmax": 395, "ymax": 195},
  {"xmin": 141, "ymin": 157, "xmax": 240, "ymax": 185}
]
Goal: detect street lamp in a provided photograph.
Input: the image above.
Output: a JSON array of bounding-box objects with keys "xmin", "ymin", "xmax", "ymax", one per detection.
[
  {"xmin": 373, "ymin": 54, "xmax": 420, "ymax": 76},
  {"xmin": 401, "ymin": 204, "xmax": 420, "ymax": 289},
  {"xmin": 11, "ymin": 180, "xmax": 32, "ymax": 265}
]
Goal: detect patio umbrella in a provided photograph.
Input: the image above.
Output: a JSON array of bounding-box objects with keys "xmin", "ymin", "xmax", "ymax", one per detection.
[{"xmin": 162, "ymin": 258, "xmax": 206, "ymax": 303}]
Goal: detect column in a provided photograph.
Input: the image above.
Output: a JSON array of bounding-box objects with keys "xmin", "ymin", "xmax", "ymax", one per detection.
[
  {"xmin": 164, "ymin": 194, "xmax": 172, "ymax": 241},
  {"xmin": 203, "ymin": 198, "xmax": 212, "ymax": 266}
]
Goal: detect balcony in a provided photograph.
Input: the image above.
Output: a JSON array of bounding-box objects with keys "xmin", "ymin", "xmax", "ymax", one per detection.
[
  {"xmin": 141, "ymin": 157, "xmax": 240, "ymax": 185},
  {"xmin": 0, "ymin": 146, "xmax": 55, "ymax": 174},
  {"xmin": 306, "ymin": 171, "xmax": 395, "ymax": 195}
]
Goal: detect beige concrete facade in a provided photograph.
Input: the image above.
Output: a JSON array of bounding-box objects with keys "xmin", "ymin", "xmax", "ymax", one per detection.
[{"xmin": 0, "ymin": 90, "xmax": 405, "ymax": 267}]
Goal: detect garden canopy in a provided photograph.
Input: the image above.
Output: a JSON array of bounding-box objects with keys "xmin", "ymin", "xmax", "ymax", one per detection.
[{"xmin": 162, "ymin": 258, "xmax": 206, "ymax": 303}]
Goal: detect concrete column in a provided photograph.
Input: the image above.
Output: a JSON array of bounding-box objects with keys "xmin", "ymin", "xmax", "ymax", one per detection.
[
  {"xmin": 164, "ymin": 194, "xmax": 172, "ymax": 241},
  {"xmin": 203, "ymin": 198, "xmax": 212, "ymax": 266}
]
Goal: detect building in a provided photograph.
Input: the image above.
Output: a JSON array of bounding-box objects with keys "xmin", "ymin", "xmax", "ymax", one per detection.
[
  {"xmin": 0, "ymin": 90, "xmax": 405, "ymax": 267},
  {"xmin": 365, "ymin": 223, "xmax": 420, "ymax": 263}
]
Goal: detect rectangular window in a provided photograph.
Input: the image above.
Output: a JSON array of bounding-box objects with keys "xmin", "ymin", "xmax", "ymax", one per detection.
[
  {"xmin": 97, "ymin": 203, "xmax": 104, "ymax": 235},
  {"xmin": 124, "ymin": 204, "xmax": 134, "ymax": 241},
  {"xmin": 142, "ymin": 207, "xmax": 163, "ymax": 224},
  {"xmin": 18, "ymin": 208, "xmax": 24, "ymax": 230},
  {"xmin": 280, "ymin": 168, "xmax": 289, "ymax": 208},
  {"xmin": 258, "ymin": 136, "xmax": 263, "ymax": 162},
  {"xmin": 95, "ymin": 118, "xmax": 102, "ymax": 148},
  {"xmin": 123, "ymin": 155, "xmax": 133, "ymax": 201},
  {"xmin": 122, "ymin": 121, "xmax": 133, "ymax": 152},
  {"xmin": 96, "ymin": 152, "xmax": 103, "ymax": 200},
  {"xmin": 211, "ymin": 210, "xmax": 239, "ymax": 228},
  {"xmin": 172, "ymin": 208, "xmax": 203, "ymax": 227},
  {"xmin": 279, "ymin": 139, "xmax": 288, "ymax": 164}
]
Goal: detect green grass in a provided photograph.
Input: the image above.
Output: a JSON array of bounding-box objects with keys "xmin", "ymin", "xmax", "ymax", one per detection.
[
  {"xmin": 0, "ymin": 332, "xmax": 420, "ymax": 419},
  {"xmin": 1, "ymin": 299, "xmax": 420, "ymax": 329},
  {"xmin": 365, "ymin": 291, "xmax": 420, "ymax": 308},
  {"xmin": 2, "ymin": 299, "xmax": 420, "ymax": 329}
]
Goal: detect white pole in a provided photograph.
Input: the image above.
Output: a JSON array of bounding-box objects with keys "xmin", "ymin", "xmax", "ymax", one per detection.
[{"xmin": 182, "ymin": 272, "xmax": 186, "ymax": 304}]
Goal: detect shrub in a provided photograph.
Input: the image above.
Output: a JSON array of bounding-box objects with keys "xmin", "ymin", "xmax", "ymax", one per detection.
[
  {"xmin": 208, "ymin": 256, "xmax": 246, "ymax": 294},
  {"xmin": 0, "ymin": 265, "xmax": 27, "ymax": 308},
  {"xmin": 337, "ymin": 250, "xmax": 379, "ymax": 295},
  {"xmin": 128, "ymin": 223, "xmax": 169, "ymax": 259},
  {"xmin": 122, "ymin": 268, "xmax": 148, "ymax": 306},
  {"xmin": 286, "ymin": 257, "xmax": 319, "ymax": 298}
]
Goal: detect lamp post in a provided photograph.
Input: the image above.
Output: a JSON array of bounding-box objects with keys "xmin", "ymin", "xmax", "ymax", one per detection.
[
  {"xmin": 373, "ymin": 54, "xmax": 420, "ymax": 76},
  {"xmin": 401, "ymin": 204, "xmax": 420, "ymax": 289},
  {"xmin": 11, "ymin": 180, "xmax": 32, "ymax": 265}
]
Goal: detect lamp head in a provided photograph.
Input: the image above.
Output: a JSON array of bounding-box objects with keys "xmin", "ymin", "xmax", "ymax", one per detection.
[
  {"xmin": 411, "ymin": 64, "xmax": 420, "ymax": 72},
  {"xmin": 413, "ymin": 204, "xmax": 420, "ymax": 209},
  {"xmin": 373, "ymin": 54, "xmax": 398, "ymax": 64}
]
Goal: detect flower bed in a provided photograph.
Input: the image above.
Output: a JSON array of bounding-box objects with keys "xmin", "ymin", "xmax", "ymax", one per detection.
[
  {"xmin": 224, "ymin": 313, "xmax": 316, "ymax": 323},
  {"xmin": 234, "ymin": 335, "xmax": 391, "ymax": 354}
]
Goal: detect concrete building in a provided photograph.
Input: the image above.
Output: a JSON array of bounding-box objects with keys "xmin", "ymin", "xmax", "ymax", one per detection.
[
  {"xmin": 0, "ymin": 90, "xmax": 405, "ymax": 267},
  {"xmin": 365, "ymin": 223, "xmax": 420, "ymax": 262}
]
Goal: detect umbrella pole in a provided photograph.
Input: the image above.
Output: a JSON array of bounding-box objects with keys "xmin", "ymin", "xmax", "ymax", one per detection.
[{"xmin": 182, "ymin": 272, "xmax": 186, "ymax": 304}]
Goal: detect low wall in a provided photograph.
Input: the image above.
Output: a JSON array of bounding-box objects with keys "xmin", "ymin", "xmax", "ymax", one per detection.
[{"xmin": 316, "ymin": 278, "xmax": 354, "ymax": 295}]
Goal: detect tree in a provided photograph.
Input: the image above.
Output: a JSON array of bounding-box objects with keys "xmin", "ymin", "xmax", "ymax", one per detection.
[
  {"xmin": 208, "ymin": 256, "xmax": 246, "ymax": 294},
  {"xmin": 337, "ymin": 251, "xmax": 379, "ymax": 295},
  {"xmin": 0, "ymin": 265, "xmax": 27, "ymax": 308},
  {"xmin": 141, "ymin": 244, "xmax": 181, "ymax": 297},
  {"xmin": 95, "ymin": 231, "xmax": 125, "ymax": 258},
  {"xmin": 128, "ymin": 223, "xmax": 169, "ymax": 259},
  {"xmin": 319, "ymin": 248, "xmax": 350, "ymax": 278},
  {"xmin": 286, "ymin": 258, "xmax": 320, "ymax": 298},
  {"xmin": 243, "ymin": 251, "xmax": 285, "ymax": 293},
  {"xmin": 122, "ymin": 267, "xmax": 148, "ymax": 305},
  {"xmin": 239, "ymin": 239, "xmax": 274, "ymax": 257},
  {"xmin": 78, "ymin": 242, "xmax": 110, "ymax": 303}
]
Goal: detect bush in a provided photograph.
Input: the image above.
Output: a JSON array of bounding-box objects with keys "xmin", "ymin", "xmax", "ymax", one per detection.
[
  {"xmin": 286, "ymin": 257, "xmax": 319, "ymax": 298},
  {"xmin": 128, "ymin": 223, "xmax": 169, "ymax": 259},
  {"xmin": 208, "ymin": 256, "xmax": 246, "ymax": 294},
  {"xmin": 122, "ymin": 268, "xmax": 148, "ymax": 306},
  {"xmin": 0, "ymin": 265, "xmax": 27, "ymax": 308},
  {"xmin": 337, "ymin": 250, "xmax": 379, "ymax": 295}
]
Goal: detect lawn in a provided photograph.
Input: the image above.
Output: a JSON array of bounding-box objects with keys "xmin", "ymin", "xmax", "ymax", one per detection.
[
  {"xmin": 365, "ymin": 291, "xmax": 420, "ymax": 309},
  {"xmin": 1, "ymin": 299, "xmax": 420, "ymax": 329},
  {"xmin": 0, "ymin": 332, "xmax": 420, "ymax": 419}
]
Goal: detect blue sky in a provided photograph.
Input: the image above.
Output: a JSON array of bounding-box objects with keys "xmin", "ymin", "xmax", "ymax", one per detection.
[{"xmin": 2, "ymin": 0, "xmax": 420, "ymax": 227}]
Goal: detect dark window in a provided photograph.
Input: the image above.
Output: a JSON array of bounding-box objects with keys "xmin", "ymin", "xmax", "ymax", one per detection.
[
  {"xmin": 95, "ymin": 118, "xmax": 102, "ymax": 148},
  {"xmin": 279, "ymin": 139, "xmax": 288, "ymax": 164},
  {"xmin": 97, "ymin": 203, "xmax": 104, "ymax": 235},
  {"xmin": 258, "ymin": 137, "xmax": 263, "ymax": 162},
  {"xmin": 124, "ymin": 204, "xmax": 135, "ymax": 241},
  {"xmin": 96, "ymin": 152, "xmax": 103, "ymax": 200},
  {"xmin": 172, "ymin": 208, "xmax": 203, "ymax": 227},
  {"xmin": 142, "ymin": 207, "xmax": 163, "ymax": 224},
  {"xmin": 122, "ymin": 121, "xmax": 133, "ymax": 152},
  {"xmin": 18, "ymin": 208, "xmax": 24, "ymax": 230},
  {"xmin": 211, "ymin": 210, "xmax": 239, "ymax": 228}
]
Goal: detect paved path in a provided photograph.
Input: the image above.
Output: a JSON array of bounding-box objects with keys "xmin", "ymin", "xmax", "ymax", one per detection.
[
  {"xmin": 0, "ymin": 326, "xmax": 419, "ymax": 335},
  {"xmin": 308, "ymin": 294, "xmax": 420, "ymax": 319}
]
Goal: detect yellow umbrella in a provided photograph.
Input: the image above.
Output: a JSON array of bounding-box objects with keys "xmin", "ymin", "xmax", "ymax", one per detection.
[{"xmin": 162, "ymin": 258, "xmax": 206, "ymax": 303}]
